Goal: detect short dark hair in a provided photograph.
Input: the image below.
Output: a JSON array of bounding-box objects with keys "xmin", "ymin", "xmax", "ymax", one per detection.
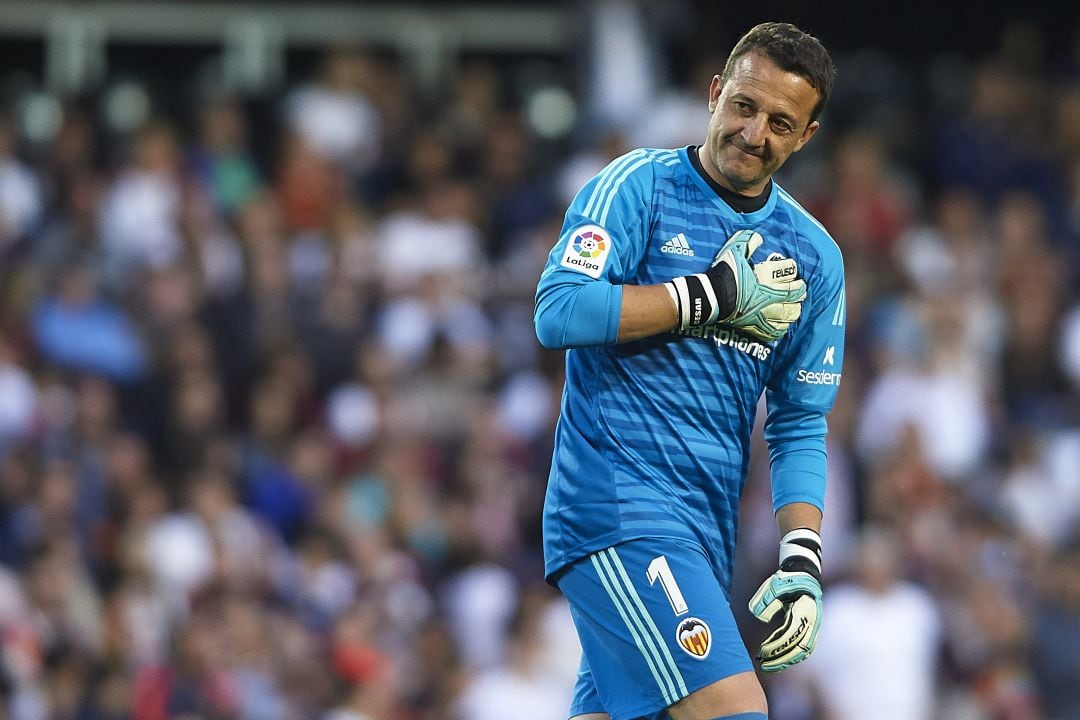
[{"xmin": 720, "ymin": 22, "xmax": 836, "ymax": 124}]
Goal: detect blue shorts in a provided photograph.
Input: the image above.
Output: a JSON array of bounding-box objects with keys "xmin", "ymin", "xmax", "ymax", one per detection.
[{"xmin": 556, "ymin": 537, "xmax": 754, "ymax": 720}]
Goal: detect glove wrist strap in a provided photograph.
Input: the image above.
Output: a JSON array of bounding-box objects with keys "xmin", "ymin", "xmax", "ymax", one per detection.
[
  {"xmin": 664, "ymin": 274, "xmax": 719, "ymax": 330},
  {"xmin": 779, "ymin": 528, "xmax": 822, "ymax": 581},
  {"xmin": 663, "ymin": 265, "xmax": 736, "ymax": 331}
]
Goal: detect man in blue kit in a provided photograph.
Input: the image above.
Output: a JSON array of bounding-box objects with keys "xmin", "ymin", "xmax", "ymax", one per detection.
[{"xmin": 534, "ymin": 22, "xmax": 844, "ymax": 720}]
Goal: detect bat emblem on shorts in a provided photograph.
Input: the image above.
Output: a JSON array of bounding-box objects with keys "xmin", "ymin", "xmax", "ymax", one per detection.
[{"xmin": 675, "ymin": 617, "xmax": 712, "ymax": 659}]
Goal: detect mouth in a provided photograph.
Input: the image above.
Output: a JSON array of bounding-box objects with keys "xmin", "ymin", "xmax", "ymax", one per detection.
[{"xmin": 730, "ymin": 142, "xmax": 764, "ymax": 159}]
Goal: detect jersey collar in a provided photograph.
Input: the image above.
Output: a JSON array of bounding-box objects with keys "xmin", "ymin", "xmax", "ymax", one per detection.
[{"xmin": 679, "ymin": 145, "xmax": 778, "ymax": 225}]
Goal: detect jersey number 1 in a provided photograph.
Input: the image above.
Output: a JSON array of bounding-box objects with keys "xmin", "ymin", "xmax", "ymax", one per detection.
[{"xmin": 646, "ymin": 555, "xmax": 689, "ymax": 616}]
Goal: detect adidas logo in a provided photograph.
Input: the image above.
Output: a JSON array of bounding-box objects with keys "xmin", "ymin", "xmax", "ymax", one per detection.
[{"xmin": 661, "ymin": 233, "xmax": 695, "ymax": 256}]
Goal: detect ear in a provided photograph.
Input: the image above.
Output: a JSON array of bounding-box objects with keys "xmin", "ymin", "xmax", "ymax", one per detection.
[
  {"xmin": 792, "ymin": 120, "xmax": 820, "ymax": 153},
  {"xmin": 707, "ymin": 75, "xmax": 723, "ymax": 113}
]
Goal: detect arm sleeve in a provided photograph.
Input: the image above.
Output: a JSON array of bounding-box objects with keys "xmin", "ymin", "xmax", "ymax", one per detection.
[
  {"xmin": 764, "ymin": 242, "xmax": 846, "ymax": 513},
  {"xmin": 534, "ymin": 150, "xmax": 655, "ymax": 349},
  {"xmin": 765, "ymin": 406, "xmax": 828, "ymax": 512},
  {"xmin": 534, "ymin": 280, "xmax": 623, "ymax": 348}
]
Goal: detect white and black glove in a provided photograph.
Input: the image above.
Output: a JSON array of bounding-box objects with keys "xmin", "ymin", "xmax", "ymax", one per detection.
[
  {"xmin": 749, "ymin": 528, "xmax": 823, "ymax": 672},
  {"xmin": 663, "ymin": 229, "xmax": 806, "ymax": 342}
]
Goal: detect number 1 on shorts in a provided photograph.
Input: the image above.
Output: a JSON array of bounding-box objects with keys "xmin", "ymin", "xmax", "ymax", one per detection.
[{"xmin": 646, "ymin": 555, "xmax": 689, "ymax": 616}]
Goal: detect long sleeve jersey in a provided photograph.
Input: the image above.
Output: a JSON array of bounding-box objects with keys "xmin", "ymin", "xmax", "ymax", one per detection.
[{"xmin": 535, "ymin": 147, "xmax": 846, "ymax": 589}]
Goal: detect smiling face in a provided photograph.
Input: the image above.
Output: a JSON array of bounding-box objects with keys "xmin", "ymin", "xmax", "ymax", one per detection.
[{"xmin": 700, "ymin": 51, "xmax": 821, "ymax": 196}]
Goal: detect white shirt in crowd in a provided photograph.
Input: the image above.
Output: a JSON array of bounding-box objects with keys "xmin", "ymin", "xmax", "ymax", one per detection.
[{"xmin": 808, "ymin": 580, "xmax": 942, "ymax": 720}]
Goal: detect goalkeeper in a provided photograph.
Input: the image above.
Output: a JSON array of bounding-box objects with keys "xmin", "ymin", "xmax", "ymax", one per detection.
[{"xmin": 534, "ymin": 21, "xmax": 845, "ymax": 720}]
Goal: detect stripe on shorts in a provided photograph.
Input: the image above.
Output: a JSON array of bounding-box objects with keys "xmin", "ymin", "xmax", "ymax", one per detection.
[
  {"xmin": 605, "ymin": 548, "xmax": 688, "ymax": 698},
  {"xmin": 591, "ymin": 548, "xmax": 689, "ymax": 705}
]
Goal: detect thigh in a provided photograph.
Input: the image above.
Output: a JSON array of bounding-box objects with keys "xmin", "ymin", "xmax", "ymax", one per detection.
[
  {"xmin": 557, "ymin": 537, "xmax": 755, "ymax": 720},
  {"xmin": 666, "ymin": 671, "xmax": 767, "ymax": 720},
  {"xmin": 568, "ymin": 652, "xmax": 607, "ymax": 719}
]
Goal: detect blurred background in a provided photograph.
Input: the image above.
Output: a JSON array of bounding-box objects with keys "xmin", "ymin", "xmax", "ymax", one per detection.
[{"xmin": 0, "ymin": 1, "xmax": 1078, "ymax": 719}]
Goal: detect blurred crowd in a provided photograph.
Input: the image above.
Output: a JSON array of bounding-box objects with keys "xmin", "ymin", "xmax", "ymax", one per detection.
[{"xmin": 0, "ymin": 7, "xmax": 1079, "ymax": 720}]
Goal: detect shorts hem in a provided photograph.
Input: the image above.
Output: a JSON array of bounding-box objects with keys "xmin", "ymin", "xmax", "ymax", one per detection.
[
  {"xmin": 567, "ymin": 702, "xmax": 607, "ymax": 719},
  {"xmin": 611, "ymin": 659, "xmax": 758, "ymax": 720}
]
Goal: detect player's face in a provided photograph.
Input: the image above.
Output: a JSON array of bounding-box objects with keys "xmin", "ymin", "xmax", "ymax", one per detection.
[{"xmin": 701, "ymin": 52, "xmax": 821, "ymax": 196}]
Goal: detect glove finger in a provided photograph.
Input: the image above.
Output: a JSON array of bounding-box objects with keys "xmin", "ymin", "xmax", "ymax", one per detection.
[
  {"xmin": 757, "ymin": 595, "xmax": 819, "ymax": 670},
  {"xmin": 758, "ymin": 640, "xmax": 809, "ymax": 673},
  {"xmin": 756, "ymin": 288, "xmax": 805, "ymax": 311},
  {"xmin": 755, "ymin": 320, "xmax": 790, "ymax": 342},
  {"xmin": 758, "ymin": 595, "xmax": 819, "ymax": 653},
  {"xmin": 711, "ymin": 246, "xmax": 737, "ymax": 271},
  {"xmin": 765, "ymin": 321, "xmax": 792, "ymax": 337},
  {"xmin": 759, "ymin": 652, "xmax": 807, "ymax": 673},
  {"xmin": 744, "ymin": 231, "xmax": 763, "ymax": 258},
  {"xmin": 761, "ymin": 302, "xmax": 802, "ymax": 323},
  {"xmin": 759, "ymin": 630, "xmax": 808, "ymax": 672},
  {"xmin": 769, "ymin": 278, "xmax": 807, "ymax": 301},
  {"xmin": 749, "ymin": 578, "xmax": 783, "ymax": 621},
  {"xmin": 753, "ymin": 597, "xmax": 785, "ymax": 624},
  {"xmin": 753, "ymin": 258, "xmax": 798, "ymax": 286}
]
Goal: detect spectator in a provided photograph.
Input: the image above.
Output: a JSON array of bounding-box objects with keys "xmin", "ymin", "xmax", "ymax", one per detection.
[
  {"xmin": 286, "ymin": 47, "xmax": 382, "ymax": 174},
  {"xmin": 187, "ymin": 95, "xmax": 262, "ymax": 217},
  {"xmin": 455, "ymin": 587, "xmax": 574, "ymax": 720},
  {"xmin": 98, "ymin": 120, "xmax": 185, "ymax": 288},
  {"xmin": 0, "ymin": 116, "xmax": 43, "ymax": 257},
  {"xmin": 0, "ymin": 332, "xmax": 37, "ymax": 456},
  {"xmin": 1031, "ymin": 542, "xmax": 1080, "ymax": 720},
  {"xmin": 804, "ymin": 526, "xmax": 942, "ymax": 720},
  {"xmin": 31, "ymin": 265, "xmax": 148, "ymax": 382}
]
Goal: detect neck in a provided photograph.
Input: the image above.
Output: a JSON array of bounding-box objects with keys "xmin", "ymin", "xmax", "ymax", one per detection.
[
  {"xmin": 688, "ymin": 145, "xmax": 771, "ymax": 214},
  {"xmin": 696, "ymin": 144, "xmax": 768, "ymax": 197}
]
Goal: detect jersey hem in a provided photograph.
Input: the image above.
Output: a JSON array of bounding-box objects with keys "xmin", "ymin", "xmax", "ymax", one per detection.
[
  {"xmin": 544, "ymin": 529, "xmax": 702, "ymax": 583},
  {"xmin": 771, "ymin": 492, "xmax": 826, "ymax": 514}
]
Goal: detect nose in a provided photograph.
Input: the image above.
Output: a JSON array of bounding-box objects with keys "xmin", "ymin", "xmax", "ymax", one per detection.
[{"xmin": 740, "ymin": 113, "xmax": 768, "ymax": 148}]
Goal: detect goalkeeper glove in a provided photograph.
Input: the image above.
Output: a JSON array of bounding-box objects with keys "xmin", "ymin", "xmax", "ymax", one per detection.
[
  {"xmin": 749, "ymin": 528, "xmax": 823, "ymax": 673},
  {"xmin": 663, "ymin": 230, "xmax": 806, "ymax": 342}
]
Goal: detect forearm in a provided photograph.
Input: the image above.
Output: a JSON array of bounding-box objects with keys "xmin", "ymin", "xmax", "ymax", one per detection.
[
  {"xmin": 776, "ymin": 502, "xmax": 822, "ymax": 535},
  {"xmin": 617, "ymin": 284, "xmax": 677, "ymax": 342}
]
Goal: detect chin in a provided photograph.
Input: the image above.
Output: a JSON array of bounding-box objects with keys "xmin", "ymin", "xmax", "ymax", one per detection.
[
  {"xmin": 720, "ymin": 154, "xmax": 759, "ymax": 177},
  {"xmin": 719, "ymin": 168, "xmax": 759, "ymax": 191}
]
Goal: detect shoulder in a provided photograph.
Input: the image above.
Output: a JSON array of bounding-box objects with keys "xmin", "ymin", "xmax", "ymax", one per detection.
[
  {"xmin": 574, "ymin": 148, "xmax": 684, "ymax": 222},
  {"xmin": 774, "ymin": 184, "xmax": 844, "ymax": 276},
  {"xmin": 603, "ymin": 147, "xmax": 684, "ymax": 168},
  {"xmin": 591, "ymin": 148, "xmax": 684, "ymax": 190}
]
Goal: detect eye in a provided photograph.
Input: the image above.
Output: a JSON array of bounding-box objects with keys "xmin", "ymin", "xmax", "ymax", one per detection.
[
  {"xmin": 771, "ymin": 119, "xmax": 794, "ymax": 134},
  {"xmin": 733, "ymin": 101, "xmax": 753, "ymax": 114}
]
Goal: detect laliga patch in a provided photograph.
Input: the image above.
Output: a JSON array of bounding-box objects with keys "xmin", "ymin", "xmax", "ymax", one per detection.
[
  {"xmin": 560, "ymin": 224, "xmax": 610, "ymax": 279},
  {"xmin": 675, "ymin": 617, "xmax": 712, "ymax": 659}
]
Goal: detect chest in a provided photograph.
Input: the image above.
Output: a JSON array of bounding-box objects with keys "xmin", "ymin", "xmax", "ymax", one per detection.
[{"xmin": 636, "ymin": 199, "xmax": 803, "ymax": 286}]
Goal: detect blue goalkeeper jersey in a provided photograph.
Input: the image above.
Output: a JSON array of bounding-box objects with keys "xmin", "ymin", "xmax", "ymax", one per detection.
[{"xmin": 536, "ymin": 147, "xmax": 846, "ymax": 589}]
